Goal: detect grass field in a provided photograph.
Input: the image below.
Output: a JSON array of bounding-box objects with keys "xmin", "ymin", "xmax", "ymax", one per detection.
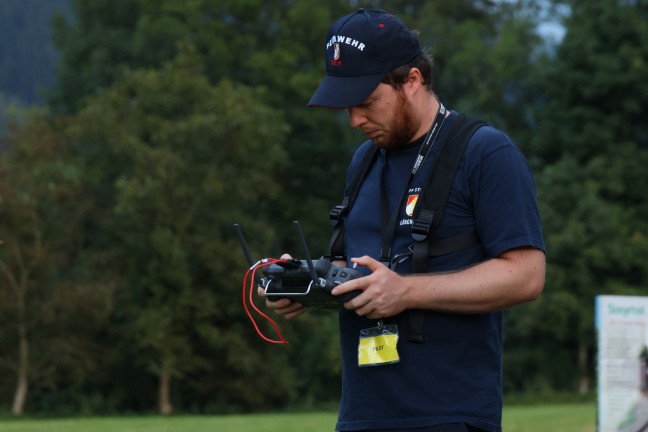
[{"xmin": 0, "ymin": 403, "xmax": 596, "ymax": 432}]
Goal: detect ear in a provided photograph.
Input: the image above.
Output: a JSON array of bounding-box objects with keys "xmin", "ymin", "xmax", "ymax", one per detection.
[{"xmin": 404, "ymin": 67, "xmax": 424, "ymax": 95}]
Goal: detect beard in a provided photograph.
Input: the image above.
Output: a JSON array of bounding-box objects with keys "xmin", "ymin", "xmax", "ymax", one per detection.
[{"xmin": 374, "ymin": 89, "xmax": 419, "ymax": 149}]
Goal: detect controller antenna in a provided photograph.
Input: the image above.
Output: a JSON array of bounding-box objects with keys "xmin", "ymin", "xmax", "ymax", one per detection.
[
  {"xmin": 233, "ymin": 224, "xmax": 254, "ymax": 265},
  {"xmin": 293, "ymin": 220, "xmax": 325, "ymax": 287},
  {"xmin": 233, "ymin": 224, "xmax": 264, "ymax": 286}
]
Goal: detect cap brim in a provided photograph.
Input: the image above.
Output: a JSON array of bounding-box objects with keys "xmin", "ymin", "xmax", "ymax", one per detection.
[{"xmin": 307, "ymin": 72, "xmax": 385, "ymax": 109}]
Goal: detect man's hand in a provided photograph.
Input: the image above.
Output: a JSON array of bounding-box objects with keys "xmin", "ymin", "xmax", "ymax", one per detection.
[
  {"xmin": 331, "ymin": 255, "xmax": 411, "ymax": 320},
  {"xmin": 257, "ymin": 253, "xmax": 308, "ymax": 319}
]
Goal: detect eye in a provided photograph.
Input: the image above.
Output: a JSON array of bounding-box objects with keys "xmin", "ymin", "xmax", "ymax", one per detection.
[{"xmin": 358, "ymin": 98, "xmax": 375, "ymax": 109}]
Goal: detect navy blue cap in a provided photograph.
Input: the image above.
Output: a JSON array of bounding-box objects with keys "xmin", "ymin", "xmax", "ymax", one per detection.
[{"xmin": 308, "ymin": 9, "xmax": 420, "ymax": 109}]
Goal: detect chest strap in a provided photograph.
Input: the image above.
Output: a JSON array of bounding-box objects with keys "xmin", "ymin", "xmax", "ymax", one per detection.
[{"xmin": 329, "ymin": 115, "xmax": 486, "ymax": 343}]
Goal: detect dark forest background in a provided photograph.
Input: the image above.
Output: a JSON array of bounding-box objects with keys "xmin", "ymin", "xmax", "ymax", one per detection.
[{"xmin": 1, "ymin": 0, "xmax": 648, "ymax": 417}]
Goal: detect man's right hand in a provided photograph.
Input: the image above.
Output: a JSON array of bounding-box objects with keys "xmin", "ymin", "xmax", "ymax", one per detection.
[{"xmin": 256, "ymin": 253, "xmax": 308, "ymax": 319}]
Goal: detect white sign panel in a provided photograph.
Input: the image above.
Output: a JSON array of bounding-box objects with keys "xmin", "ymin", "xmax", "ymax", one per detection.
[{"xmin": 596, "ymin": 295, "xmax": 648, "ymax": 432}]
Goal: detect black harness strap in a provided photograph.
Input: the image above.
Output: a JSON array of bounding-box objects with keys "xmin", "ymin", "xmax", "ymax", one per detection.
[
  {"xmin": 411, "ymin": 115, "xmax": 486, "ymax": 271},
  {"xmin": 328, "ymin": 114, "xmax": 486, "ymax": 343},
  {"xmin": 328, "ymin": 144, "xmax": 379, "ymax": 261},
  {"xmin": 408, "ymin": 115, "xmax": 485, "ymax": 342}
]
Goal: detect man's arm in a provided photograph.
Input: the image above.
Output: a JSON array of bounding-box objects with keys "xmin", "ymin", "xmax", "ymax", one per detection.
[{"xmin": 331, "ymin": 247, "xmax": 545, "ymax": 320}]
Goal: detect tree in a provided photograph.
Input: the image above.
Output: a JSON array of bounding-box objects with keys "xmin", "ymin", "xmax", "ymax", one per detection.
[
  {"xmin": 10, "ymin": 0, "xmax": 635, "ymax": 410},
  {"xmin": 60, "ymin": 46, "xmax": 301, "ymax": 413},
  {"xmin": 0, "ymin": 112, "xmax": 112, "ymax": 415},
  {"xmin": 514, "ymin": 0, "xmax": 648, "ymax": 395},
  {"xmin": 43, "ymin": 0, "xmax": 549, "ymax": 409},
  {"xmin": 51, "ymin": 0, "xmax": 360, "ymax": 250},
  {"xmin": 405, "ymin": 0, "xmax": 545, "ymax": 153},
  {"xmin": 534, "ymin": 1, "xmax": 648, "ymax": 164}
]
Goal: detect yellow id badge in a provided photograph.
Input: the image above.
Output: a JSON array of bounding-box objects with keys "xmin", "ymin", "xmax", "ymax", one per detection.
[{"xmin": 358, "ymin": 323, "xmax": 400, "ymax": 367}]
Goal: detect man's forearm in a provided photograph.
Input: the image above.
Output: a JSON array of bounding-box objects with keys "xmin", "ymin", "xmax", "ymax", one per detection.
[{"xmin": 403, "ymin": 247, "xmax": 545, "ymax": 313}]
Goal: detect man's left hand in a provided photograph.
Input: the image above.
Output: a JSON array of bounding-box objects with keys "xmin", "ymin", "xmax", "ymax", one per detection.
[{"xmin": 331, "ymin": 255, "xmax": 411, "ymax": 320}]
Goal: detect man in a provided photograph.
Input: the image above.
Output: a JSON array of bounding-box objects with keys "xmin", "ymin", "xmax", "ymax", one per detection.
[{"xmin": 262, "ymin": 8, "xmax": 545, "ymax": 432}]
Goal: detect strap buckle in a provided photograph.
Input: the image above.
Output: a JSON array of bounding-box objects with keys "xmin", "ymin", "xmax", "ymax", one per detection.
[
  {"xmin": 379, "ymin": 247, "xmax": 392, "ymax": 266},
  {"xmin": 329, "ymin": 199, "xmax": 349, "ymax": 227},
  {"xmin": 411, "ymin": 210, "xmax": 435, "ymax": 242},
  {"xmin": 323, "ymin": 254, "xmax": 347, "ymax": 263}
]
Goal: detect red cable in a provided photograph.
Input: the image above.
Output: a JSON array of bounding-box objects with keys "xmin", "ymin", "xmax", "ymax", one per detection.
[
  {"xmin": 249, "ymin": 261, "xmax": 289, "ymax": 344},
  {"xmin": 242, "ymin": 259, "xmax": 288, "ymax": 344},
  {"xmin": 249, "ymin": 262, "xmax": 287, "ymax": 342}
]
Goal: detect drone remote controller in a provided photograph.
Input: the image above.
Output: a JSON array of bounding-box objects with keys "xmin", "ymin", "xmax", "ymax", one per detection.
[
  {"xmin": 234, "ymin": 221, "xmax": 362, "ymax": 309},
  {"xmin": 262, "ymin": 256, "xmax": 362, "ymax": 308}
]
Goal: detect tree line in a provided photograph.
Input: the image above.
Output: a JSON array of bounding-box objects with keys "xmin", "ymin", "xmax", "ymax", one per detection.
[{"xmin": 1, "ymin": 0, "xmax": 648, "ymax": 416}]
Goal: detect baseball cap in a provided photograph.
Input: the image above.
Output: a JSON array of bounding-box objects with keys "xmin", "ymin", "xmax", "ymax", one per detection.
[{"xmin": 308, "ymin": 8, "xmax": 420, "ymax": 109}]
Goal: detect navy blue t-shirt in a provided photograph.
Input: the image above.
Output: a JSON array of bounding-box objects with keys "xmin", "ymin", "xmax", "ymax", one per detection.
[{"xmin": 336, "ymin": 112, "xmax": 545, "ymax": 432}]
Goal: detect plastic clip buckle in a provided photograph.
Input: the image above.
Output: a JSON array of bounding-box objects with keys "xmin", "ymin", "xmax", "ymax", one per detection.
[
  {"xmin": 411, "ymin": 210, "xmax": 435, "ymax": 242},
  {"xmin": 329, "ymin": 205, "xmax": 346, "ymax": 226}
]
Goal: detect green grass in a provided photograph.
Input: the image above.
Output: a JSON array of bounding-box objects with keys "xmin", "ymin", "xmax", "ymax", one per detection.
[
  {"xmin": 0, "ymin": 404, "xmax": 595, "ymax": 432},
  {"xmin": 0, "ymin": 412, "xmax": 337, "ymax": 432},
  {"xmin": 503, "ymin": 404, "xmax": 595, "ymax": 432}
]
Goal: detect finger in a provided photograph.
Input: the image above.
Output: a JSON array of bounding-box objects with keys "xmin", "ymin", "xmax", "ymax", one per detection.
[
  {"xmin": 280, "ymin": 253, "xmax": 293, "ymax": 259},
  {"xmin": 365, "ymin": 310, "xmax": 383, "ymax": 320},
  {"xmin": 332, "ymin": 278, "xmax": 362, "ymax": 296},
  {"xmin": 265, "ymin": 297, "xmax": 293, "ymax": 310},
  {"xmin": 343, "ymin": 290, "xmax": 371, "ymax": 311},
  {"xmin": 284, "ymin": 306, "xmax": 308, "ymax": 320},
  {"xmin": 274, "ymin": 301, "xmax": 305, "ymax": 315},
  {"xmin": 354, "ymin": 300, "xmax": 386, "ymax": 320},
  {"xmin": 275, "ymin": 302, "xmax": 308, "ymax": 319},
  {"xmin": 352, "ymin": 303, "xmax": 375, "ymax": 318},
  {"xmin": 351, "ymin": 255, "xmax": 385, "ymax": 272}
]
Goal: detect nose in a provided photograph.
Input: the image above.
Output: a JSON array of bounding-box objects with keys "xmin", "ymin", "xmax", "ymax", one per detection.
[{"xmin": 347, "ymin": 107, "xmax": 367, "ymax": 129}]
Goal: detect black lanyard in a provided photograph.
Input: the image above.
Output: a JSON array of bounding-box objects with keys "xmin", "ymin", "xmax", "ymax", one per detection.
[{"xmin": 379, "ymin": 102, "xmax": 446, "ymax": 266}]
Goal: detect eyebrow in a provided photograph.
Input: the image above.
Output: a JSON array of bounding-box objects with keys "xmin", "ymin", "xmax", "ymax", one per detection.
[{"xmin": 358, "ymin": 96, "xmax": 376, "ymax": 108}]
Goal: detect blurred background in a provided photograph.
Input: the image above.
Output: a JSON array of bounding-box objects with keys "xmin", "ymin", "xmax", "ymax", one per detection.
[{"xmin": 0, "ymin": 0, "xmax": 647, "ymax": 418}]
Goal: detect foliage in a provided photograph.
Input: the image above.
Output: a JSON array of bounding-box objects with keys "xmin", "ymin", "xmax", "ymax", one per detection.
[
  {"xmin": 534, "ymin": 1, "xmax": 648, "ymax": 164},
  {"xmin": 1, "ymin": 0, "xmax": 648, "ymax": 416},
  {"xmin": 57, "ymin": 48, "xmax": 303, "ymax": 413},
  {"xmin": 505, "ymin": 0, "xmax": 648, "ymax": 396},
  {"xmin": 0, "ymin": 110, "xmax": 113, "ymax": 414},
  {"xmin": 51, "ymin": 0, "xmax": 364, "ymax": 250},
  {"xmin": 408, "ymin": 0, "xmax": 544, "ymax": 150},
  {"xmin": 0, "ymin": 94, "xmax": 28, "ymax": 138}
]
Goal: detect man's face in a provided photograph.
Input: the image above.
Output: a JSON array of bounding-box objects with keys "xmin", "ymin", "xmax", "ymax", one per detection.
[{"xmin": 346, "ymin": 83, "xmax": 418, "ymax": 149}]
